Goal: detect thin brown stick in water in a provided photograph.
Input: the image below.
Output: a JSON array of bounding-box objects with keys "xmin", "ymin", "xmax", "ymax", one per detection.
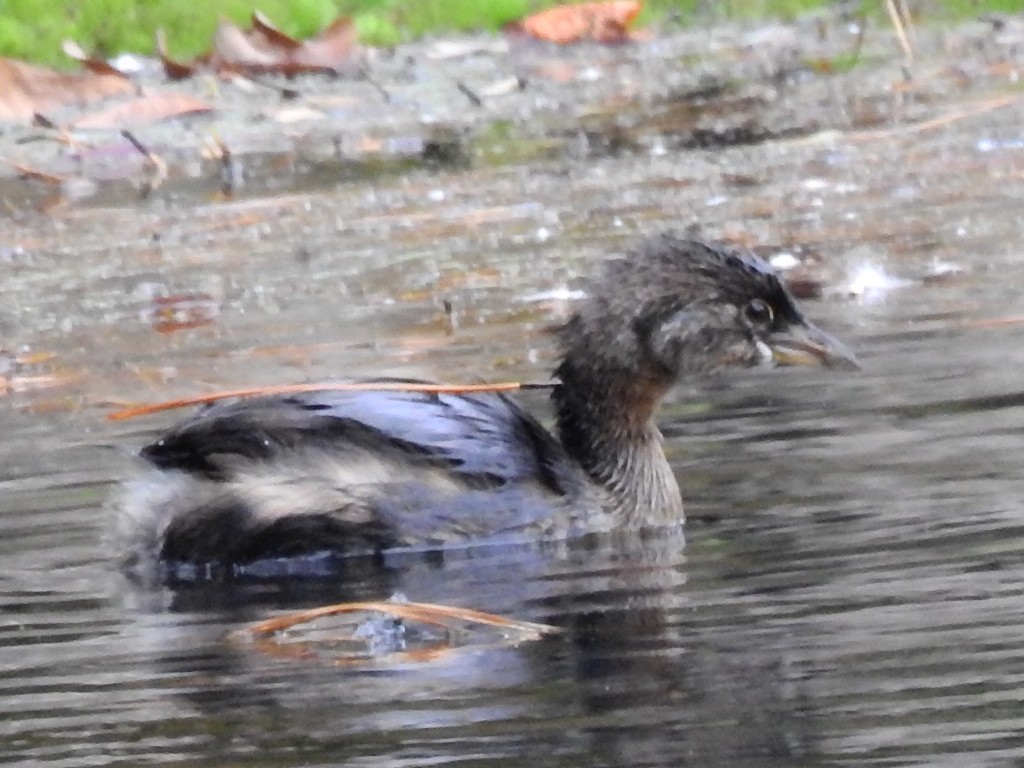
[
  {"xmin": 230, "ymin": 600, "xmax": 563, "ymax": 642},
  {"xmin": 845, "ymin": 94, "xmax": 1019, "ymax": 142},
  {"xmin": 121, "ymin": 129, "xmax": 168, "ymax": 192},
  {"xmin": 107, "ymin": 380, "xmax": 555, "ymax": 421},
  {"xmin": 121, "ymin": 129, "xmax": 166, "ymax": 168},
  {"xmin": 967, "ymin": 315, "xmax": 1024, "ymax": 330},
  {"xmin": 0, "ymin": 156, "xmax": 68, "ymax": 184}
]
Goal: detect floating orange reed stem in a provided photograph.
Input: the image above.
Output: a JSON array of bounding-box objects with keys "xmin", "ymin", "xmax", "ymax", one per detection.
[
  {"xmin": 230, "ymin": 599, "xmax": 563, "ymax": 642},
  {"xmin": 107, "ymin": 380, "xmax": 553, "ymax": 421}
]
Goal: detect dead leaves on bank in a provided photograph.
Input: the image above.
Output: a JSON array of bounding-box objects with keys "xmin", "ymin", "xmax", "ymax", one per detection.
[
  {"xmin": 158, "ymin": 13, "xmax": 358, "ymax": 79},
  {"xmin": 0, "ymin": 11, "xmax": 359, "ymax": 126},
  {"xmin": 0, "ymin": 2, "xmax": 644, "ymax": 126},
  {"xmin": 0, "ymin": 56, "xmax": 214, "ymax": 128},
  {"xmin": 0, "ymin": 2, "xmax": 646, "ymax": 205}
]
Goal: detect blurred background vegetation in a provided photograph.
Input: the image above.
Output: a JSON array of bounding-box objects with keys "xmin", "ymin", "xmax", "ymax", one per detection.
[{"xmin": 0, "ymin": 0, "xmax": 1022, "ymax": 68}]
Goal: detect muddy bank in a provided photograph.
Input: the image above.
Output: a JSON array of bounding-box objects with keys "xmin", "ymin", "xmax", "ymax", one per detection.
[{"xmin": 2, "ymin": 12, "xmax": 1021, "ymax": 209}]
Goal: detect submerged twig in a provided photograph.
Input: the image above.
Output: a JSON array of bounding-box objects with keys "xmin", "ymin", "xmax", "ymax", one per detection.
[
  {"xmin": 847, "ymin": 94, "xmax": 1019, "ymax": 141},
  {"xmin": 356, "ymin": 67, "xmax": 390, "ymax": 102},
  {"xmin": 456, "ymin": 81, "xmax": 483, "ymax": 107},
  {"xmin": 231, "ymin": 599, "xmax": 563, "ymax": 643},
  {"xmin": 0, "ymin": 156, "xmax": 68, "ymax": 184},
  {"xmin": 121, "ymin": 129, "xmax": 168, "ymax": 195}
]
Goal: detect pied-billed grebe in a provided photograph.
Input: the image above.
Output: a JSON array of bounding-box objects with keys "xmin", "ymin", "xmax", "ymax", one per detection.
[{"xmin": 117, "ymin": 234, "xmax": 856, "ymax": 580}]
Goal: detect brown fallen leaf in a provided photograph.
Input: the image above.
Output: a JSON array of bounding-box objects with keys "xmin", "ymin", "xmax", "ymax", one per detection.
[
  {"xmin": 278, "ymin": 16, "xmax": 357, "ymax": 75},
  {"xmin": 0, "ymin": 57, "xmax": 132, "ymax": 124},
  {"xmin": 160, "ymin": 12, "xmax": 357, "ymax": 79},
  {"xmin": 215, "ymin": 13, "xmax": 356, "ymax": 75},
  {"xmin": 212, "ymin": 16, "xmax": 280, "ymax": 72},
  {"xmin": 155, "ymin": 29, "xmax": 203, "ymax": 80},
  {"xmin": 250, "ymin": 11, "xmax": 303, "ymax": 50},
  {"xmin": 509, "ymin": 1, "xmax": 643, "ymax": 44},
  {"xmin": 71, "ymin": 91, "xmax": 213, "ymax": 129},
  {"xmin": 61, "ymin": 40, "xmax": 127, "ymax": 78}
]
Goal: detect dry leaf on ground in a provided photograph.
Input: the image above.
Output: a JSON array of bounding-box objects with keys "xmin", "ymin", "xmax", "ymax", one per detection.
[
  {"xmin": 0, "ymin": 57, "xmax": 132, "ymax": 124},
  {"xmin": 72, "ymin": 92, "xmax": 213, "ymax": 129},
  {"xmin": 61, "ymin": 40, "xmax": 128, "ymax": 78},
  {"xmin": 509, "ymin": 1, "xmax": 643, "ymax": 44},
  {"xmin": 155, "ymin": 29, "xmax": 201, "ymax": 80}
]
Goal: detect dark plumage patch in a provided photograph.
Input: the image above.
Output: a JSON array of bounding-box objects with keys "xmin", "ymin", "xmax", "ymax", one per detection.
[
  {"xmin": 142, "ymin": 384, "xmax": 572, "ymax": 495},
  {"xmin": 562, "ymin": 233, "xmax": 805, "ymax": 339},
  {"xmin": 160, "ymin": 501, "xmax": 401, "ymax": 564}
]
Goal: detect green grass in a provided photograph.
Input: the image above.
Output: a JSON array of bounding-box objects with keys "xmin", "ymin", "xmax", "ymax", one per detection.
[
  {"xmin": 3, "ymin": 0, "xmax": 1024, "ymax": 68},
  {"xmin": 0, "ymin": 0, "xmax": 342, "ymax": 64}
]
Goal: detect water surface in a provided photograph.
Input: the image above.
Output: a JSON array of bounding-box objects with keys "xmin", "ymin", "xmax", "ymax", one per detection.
[{"xmin": 3, "ymin": 26, "xmax": 1024, "ymax": 768}]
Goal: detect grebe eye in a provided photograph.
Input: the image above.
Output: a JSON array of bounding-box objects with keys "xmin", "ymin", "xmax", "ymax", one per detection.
[{"xmin": 744, "ymin": 298, "xmax": 774, "ymax": 327}]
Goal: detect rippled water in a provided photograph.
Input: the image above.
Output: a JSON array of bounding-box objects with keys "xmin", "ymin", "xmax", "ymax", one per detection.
[{"xmin": 5, "ymin": 39, "xmax": 1024, "ymax": 767}]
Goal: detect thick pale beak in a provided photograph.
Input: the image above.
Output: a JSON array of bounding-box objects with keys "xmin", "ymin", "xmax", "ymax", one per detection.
[{"xmin": 767, "ymin": 322, "xmax": 859, "ymax": 370}]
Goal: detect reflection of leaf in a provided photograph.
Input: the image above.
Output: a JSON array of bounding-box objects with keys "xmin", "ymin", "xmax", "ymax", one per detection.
[
  {"xmin": 0, "ymin": 347, "xmax": 85, "ymax": 398},
  {"xmin": 0, "ymin": 375, "xmax": 80, "ymax": 394},
  {"xmin": 0, "ymin": 57, "xmax": 132, "ymax": 124},
  {"xmin": 142, "ymin": 293, "xmax": 220, "ymax": 335},
  {"xmin": 72, "ymin": 92, "xmax": 213, "ymax": 129},
  {"xmin": 510, "ymin": 1, "xmax": 643, "ymax": 44}
]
